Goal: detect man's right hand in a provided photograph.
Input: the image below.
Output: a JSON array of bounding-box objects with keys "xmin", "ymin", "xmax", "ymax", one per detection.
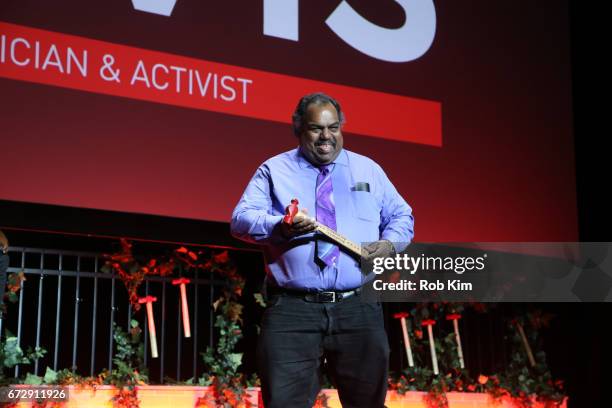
[{"xmin": 280, "ymin": 208, "xmax": 317, "ymax": 238}]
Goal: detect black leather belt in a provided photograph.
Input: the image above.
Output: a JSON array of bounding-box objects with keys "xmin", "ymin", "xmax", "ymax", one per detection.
[{"xmin": 268, "ymin": 286, "xmax": 361, "ymax": 303}]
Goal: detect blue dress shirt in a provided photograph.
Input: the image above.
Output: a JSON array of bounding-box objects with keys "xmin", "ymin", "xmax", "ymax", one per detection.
[{"xmin": 231, "ymin": 147, "xmax": 414, "ymax": 291}]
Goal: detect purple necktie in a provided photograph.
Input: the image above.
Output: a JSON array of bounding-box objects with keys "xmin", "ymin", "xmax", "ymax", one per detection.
[{"xmin": 315, "ymin": 164, "xmax": 339, "ymax": 268}]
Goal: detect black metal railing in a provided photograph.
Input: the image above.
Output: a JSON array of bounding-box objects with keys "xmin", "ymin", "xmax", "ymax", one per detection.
[
  {"xmin": 1, "ymin": 245, "xmax": 515, "ymax": 383},
  {"xmin": 2, "ymin": 247, "xmax": 227, "ymax": 383}
]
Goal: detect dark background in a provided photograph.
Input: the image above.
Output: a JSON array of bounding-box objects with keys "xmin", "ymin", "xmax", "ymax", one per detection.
[
  {"xmin": 1, "ymin": 0, "xmax": 578, "ymax": 242},
  {"xmin": 554, "ymin": 1, "xmax": 609, "ymax": 407},
  {"xmin": 1, "ymin": 1, "xmax": 610, "ymax": 407}
]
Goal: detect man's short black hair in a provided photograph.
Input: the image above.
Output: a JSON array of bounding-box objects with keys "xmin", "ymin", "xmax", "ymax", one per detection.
[{"xmin": 292, "ymin": 92, "xmax": 346, "ymax": 136}]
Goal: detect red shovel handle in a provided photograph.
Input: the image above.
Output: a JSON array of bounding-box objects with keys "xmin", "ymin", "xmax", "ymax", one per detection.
[{"xmin": 283, "ymin": 199, "xmax": 299, "ymax": 225}]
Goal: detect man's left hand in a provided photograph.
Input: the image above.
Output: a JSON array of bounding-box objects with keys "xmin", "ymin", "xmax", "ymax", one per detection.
[{"xmin": 362, "ymin": 240, "xmax": 395, "ymax": 261}]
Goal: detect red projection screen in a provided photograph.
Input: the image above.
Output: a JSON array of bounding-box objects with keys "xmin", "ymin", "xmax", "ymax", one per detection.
[{"xmin": 0, "ymin": 0, "xmax": 576, "ymax": 241}]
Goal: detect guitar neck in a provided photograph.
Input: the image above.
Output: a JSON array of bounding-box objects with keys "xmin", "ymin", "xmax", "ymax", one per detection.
[{"xmin": 315, "ymin": 223, "xmax": 363, "ymax": 258}]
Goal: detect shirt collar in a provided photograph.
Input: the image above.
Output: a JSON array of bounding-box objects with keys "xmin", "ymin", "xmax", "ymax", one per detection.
[{"xmin": 295, "ymin": 147, "xmax": 348, "ymax": 170}]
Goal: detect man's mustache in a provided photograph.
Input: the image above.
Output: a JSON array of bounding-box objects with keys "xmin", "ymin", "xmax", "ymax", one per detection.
[{"xmin": 315, "ymin": 138, "xmax": 336, "ymax": 147}]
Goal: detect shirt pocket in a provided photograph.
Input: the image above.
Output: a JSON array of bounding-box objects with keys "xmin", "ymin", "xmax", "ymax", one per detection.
[{"xmin": 351, "ymin": 190, "xmax": 380, "ymax": 222}]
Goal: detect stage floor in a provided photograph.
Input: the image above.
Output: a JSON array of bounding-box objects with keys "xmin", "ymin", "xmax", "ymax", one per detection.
[{"xmin": 8, "ymin": 385, "xmax": 567, "ymax": 407}]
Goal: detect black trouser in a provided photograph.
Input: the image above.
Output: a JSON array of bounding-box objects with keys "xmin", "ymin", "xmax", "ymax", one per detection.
[{"xmin": 257, "ymin": 292, "xmax": 389, "ymax": 408}]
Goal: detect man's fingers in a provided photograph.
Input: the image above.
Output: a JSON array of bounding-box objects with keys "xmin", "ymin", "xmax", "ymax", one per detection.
[
  {"xmin": 293, "ymin": 212, "xmax": 315, "ymax": 227},
  {"xmin": 293, "ymin": 218, "xmax": 312, "ymax": 227},
  {"xmin": 363, "ymin": 242, "xmax": 379, "ymax": 255},
  {"xmin": 363, "ymin": 241, "xmax": 393, "ymax": 261},
  {"xmin": 295, "ymin": 221, "xmax": 316, "ymax": 233},
  {"xmin": 364, "ymin": 250, "xmax": 382, "ymax": 261},
  {"xmin": 288, "ymin": 213, "xmax": 317, "ymax": 236}
]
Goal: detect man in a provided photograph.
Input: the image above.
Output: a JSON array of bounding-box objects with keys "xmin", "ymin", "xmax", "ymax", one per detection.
[{"xmin": 231, "ymin": 93, "xmax": 414, "ymax": 407}]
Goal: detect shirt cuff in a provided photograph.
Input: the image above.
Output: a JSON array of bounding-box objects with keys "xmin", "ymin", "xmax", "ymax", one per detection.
[{"xmin": 265, "ymin": 215, "xmax": 286, "ymax": 243}]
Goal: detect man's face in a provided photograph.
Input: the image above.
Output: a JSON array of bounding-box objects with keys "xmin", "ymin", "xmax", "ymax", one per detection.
[{"xmin": 298, "ymin": 103, "xmax": 344, "ymax": 166}]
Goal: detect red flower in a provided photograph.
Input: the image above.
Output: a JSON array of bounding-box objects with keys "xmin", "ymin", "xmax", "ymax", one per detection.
[
  {"xmin": 213, "ymin": 251, "xmax": 230, "ymax": 264},
  {"xmin": 188, "ymin": 251, "xmax": 198, "ymax": 261},
  {"xmin": 176, "ymin": 247, "xmax": 188, "ymax": 254},
  {"xmin": 478, "ymin": 375, "xmax": 489, "ymax": 385},
  {"xmin": 119, "ymin": 238, "xmax": 132, "ymax": 251},
  {"xmin": 467, "ymin": 384, "xmax": 477, "ymax": 392},
  {"xmin": 471, "ymin": 302, "xmax": 487, "ymax": 313}
]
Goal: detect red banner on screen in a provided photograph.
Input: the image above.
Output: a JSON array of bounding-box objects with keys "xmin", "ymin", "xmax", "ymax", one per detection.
[{"xmin": 0, "ymin": 22, "xmax": 442, "ymax": 147}]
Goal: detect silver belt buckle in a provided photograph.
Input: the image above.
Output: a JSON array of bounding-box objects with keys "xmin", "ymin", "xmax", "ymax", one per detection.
[{"xmin": 319, "ymin": 291, "xmax": 336, "ymax": 302}]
